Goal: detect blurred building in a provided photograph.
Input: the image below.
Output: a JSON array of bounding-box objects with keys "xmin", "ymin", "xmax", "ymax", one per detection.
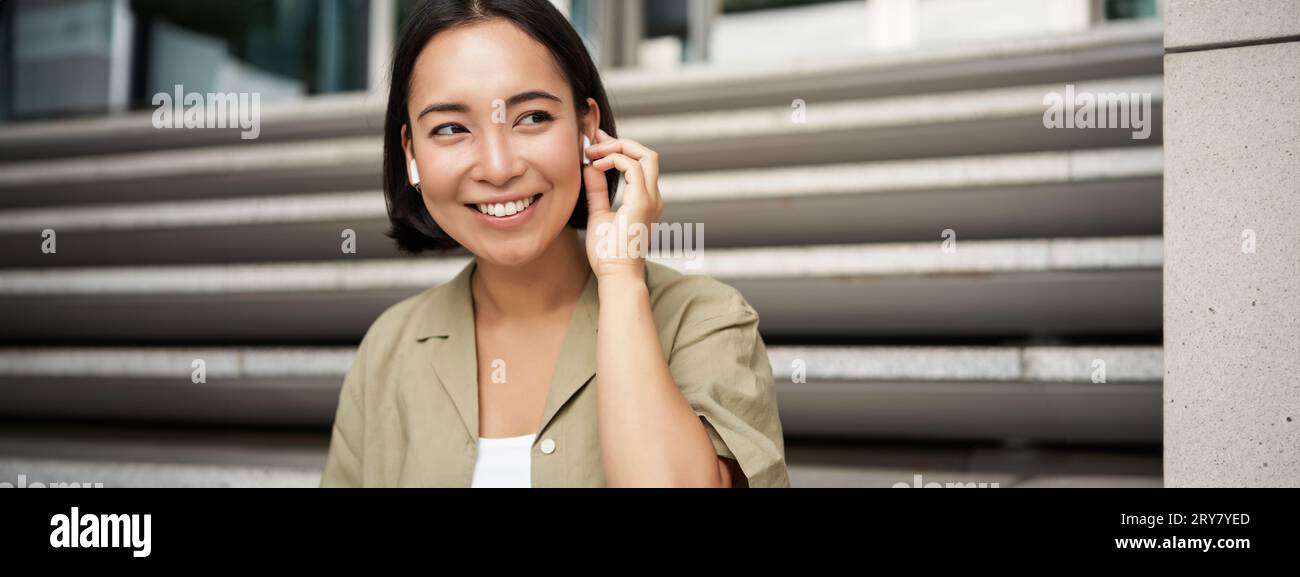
[{"xmin": 0, "ymin": 0, "xmax": 1165, "ymax": 487}]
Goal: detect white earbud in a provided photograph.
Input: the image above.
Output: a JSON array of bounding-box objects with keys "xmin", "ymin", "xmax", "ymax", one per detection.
[
  {"xmin": 408, "ymin": 158, "xmax": 421, "ymax": 187},
  {"xmin": 581, "ymin": 134, "xmax": 591, "ymax": 166}
]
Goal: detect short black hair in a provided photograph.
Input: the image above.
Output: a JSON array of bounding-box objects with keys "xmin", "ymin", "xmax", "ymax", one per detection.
[{"xmin": 382, "ymin": 0, "xmax": 619, "ymax": 254}]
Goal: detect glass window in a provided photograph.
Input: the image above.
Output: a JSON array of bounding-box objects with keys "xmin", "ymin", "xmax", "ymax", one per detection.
[
  {"xmin": 0, "ymin": 0, "xmax": 372, "ymax": 121},
  {"xmin": 6, "ymin": 0, "xmax": 129, "ymax": 119},
  {"xmin": 1104, "ymin": 0, "xmax": 1158, "ymax": 20},
  {"xmin": 722, "ymin": 0, "xmax": 843, "ymax": 14},
  {"xmin": 395, "ymin": 0, "xmax": 607, "ymax": 67},
  {"xmin": 130, "ymin": 0, "xmax": 371, "ymax": 107}
]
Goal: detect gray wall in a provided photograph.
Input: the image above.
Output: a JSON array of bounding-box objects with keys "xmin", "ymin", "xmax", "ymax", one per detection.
[{"xmin": 1164, "ymin": 0, "xmax": 1300, "ymax": 486}]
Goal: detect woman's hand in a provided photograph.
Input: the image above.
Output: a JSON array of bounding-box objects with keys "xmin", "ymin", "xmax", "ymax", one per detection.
[
  {"xmin": 582, "ymin": 129, "xmax": 725, "ymax": 486},
  {"xmin": 582, "ymin": 128, "xmax": 664, "ymax": 282}
]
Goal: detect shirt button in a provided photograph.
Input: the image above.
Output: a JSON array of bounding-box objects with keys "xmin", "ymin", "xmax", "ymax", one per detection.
[{"xmin": 540, "ymin": 438, "xmax": 556, "ymax": 455}]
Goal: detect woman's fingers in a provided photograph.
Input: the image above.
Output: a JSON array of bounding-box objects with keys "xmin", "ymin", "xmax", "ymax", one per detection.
[
  {"xmin": 591, "ymin": 152, "xmax": 647, "ymax": 210},
  {"xmin": 583, "ymin": 130, "xmax": 666, "ymax": 277},
  {"xmin": 587, "ymin": 129, "xmax": 660, "ymax": 202},
  {"xmin": 591, "ymin": 127, "xmax": 615, "ymax": 144},
  {"xmin": 582, "ymin": 164, "xmax": 611, "ymax": 216}
]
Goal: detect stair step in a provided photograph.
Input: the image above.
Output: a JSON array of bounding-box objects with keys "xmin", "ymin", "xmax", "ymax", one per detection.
[
  {"xmin": 0, "ymin": 77, "xmax": 1163, "ymax": 207},
  {"xmin": 0, "ymin": 147, "xmax": 1161, "ymax": 266},
  {"xmin": 0, "ymin": 21, "xmax": 1161, "ymax": 161},
  {"xmin": 0, "ymin": 345, "xmax": 1160, "ymax": 443},
  {"xmin": 0, "ymin": 237, "xmax": 1161, "ymax": 342}
]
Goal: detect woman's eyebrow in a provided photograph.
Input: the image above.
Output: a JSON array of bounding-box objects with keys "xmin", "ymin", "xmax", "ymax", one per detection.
[{"xmin": 416, "ymin": 90, "xmax": 562, "ymax": 120}]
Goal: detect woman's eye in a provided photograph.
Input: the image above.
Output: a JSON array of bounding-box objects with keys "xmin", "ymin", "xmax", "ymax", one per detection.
[
  {"xmin": 432, "ymin": 123, "xmax": 466, "ymax": 136},
  {"xmin": 517, "ymin": 111, "xmax": 554, "ymax": 126},
  {"xmin": 429, "ymin": 113, "xmax": 550, "ymax": 136}
]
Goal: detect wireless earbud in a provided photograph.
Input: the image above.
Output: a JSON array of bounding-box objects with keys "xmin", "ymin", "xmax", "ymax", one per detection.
[
  {"xmin": 408, "ymin": 158, "xmax": 421, "ymax": 188},
  {"xmin": 581, "ymin": 134, "xmax": 591, "ymax": 166}
]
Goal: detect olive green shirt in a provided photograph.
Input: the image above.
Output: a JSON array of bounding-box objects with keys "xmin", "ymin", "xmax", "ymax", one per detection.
[{"xmin": 320, "ymin": 258, "xmax": 790, "ymax": 488}]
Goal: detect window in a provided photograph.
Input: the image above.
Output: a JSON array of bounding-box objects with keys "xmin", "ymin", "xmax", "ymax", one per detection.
[
  {"xmin": 0, "ymin": 0, "xmax": 372, "ymax": 121},
  {"xmin": 722, "ymin": 0, "xmax": 843, "ymax": 14},
  {"xmin": 1104, "ymin": 0, "xmax": 1158, "ymax": 20},
  {"xmin": 130, "ymin": 0, "xmax": 371, "ymax": 106}
]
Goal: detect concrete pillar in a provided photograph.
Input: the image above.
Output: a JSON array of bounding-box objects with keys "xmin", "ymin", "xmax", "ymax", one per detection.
[
  {"xmin": 1164, "ymin": 0, "xmax": 1300, "ymax": 486},
  {"xmin": 685, "ymin": 0, "xmax": 719, "ymax": 63},
  {"xmin": 588, "ymin": 0, "xmax": 643, "ymax": 68},
  {"xmin": 367, "ymin": 0, "xmax": 395, "ymax": 93}
]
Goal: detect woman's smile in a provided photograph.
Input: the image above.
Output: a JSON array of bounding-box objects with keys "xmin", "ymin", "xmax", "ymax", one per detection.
[{"xmin": 466, "ymin": 192, "xmax": 544, "ymax": 229}]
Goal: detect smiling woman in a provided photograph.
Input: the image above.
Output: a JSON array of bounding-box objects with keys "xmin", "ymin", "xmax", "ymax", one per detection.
[
  {"xmin": 321, "ymin": 0, "xmax": 790, "ymax": 488},
  {"xmin": 383, "ymin": 3, "xmax": 618, "ymax": 256}
]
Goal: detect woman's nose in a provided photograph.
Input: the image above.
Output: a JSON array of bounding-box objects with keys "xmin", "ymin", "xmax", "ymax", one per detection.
[{"xmin": 471, "ymin": 129, "xmax": 527, "ymax": 188}]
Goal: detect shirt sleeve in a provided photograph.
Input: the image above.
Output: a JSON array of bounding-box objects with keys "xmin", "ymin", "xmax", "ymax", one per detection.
[
  {"xmin": 669, "ymin": 289, "xmax": 791, "ymax": 488},
  {"xmin": 320, "ymin": 337, "xmax": 368, "ymax": 488}
]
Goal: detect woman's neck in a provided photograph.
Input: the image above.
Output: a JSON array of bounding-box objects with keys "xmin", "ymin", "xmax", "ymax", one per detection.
[{"xmin": 471, "ymin": 227, "xmax": 591, "ymax": 320}]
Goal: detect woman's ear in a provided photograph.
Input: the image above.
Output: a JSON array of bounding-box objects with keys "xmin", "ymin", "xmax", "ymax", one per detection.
[
  {"xmin": 401, "ymin": 123, "xmax": 420, "ymax": 188},
  {"xmin": 579, "ymin": 97, "xmax": 600, "ymax": 166},
  {"xmin": 401, "ymin": 123, "xmax": 414, "ymax": 165},
  {"xmin": 580, "ymin": 97, "xmax": 600, "ymax": 142}
]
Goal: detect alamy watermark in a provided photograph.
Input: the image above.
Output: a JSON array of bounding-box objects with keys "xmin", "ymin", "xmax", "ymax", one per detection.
[
  {"xmin": 152, "ymin": 84, "xmax": 261, "ymax": 140},
  {"xmin": 893, "ymin": 474, "xmax": 1000, "ymax": 488},
  {"xmin": 50, "ymin": 506, "xmax": 151, "ymax": 558},
  {"xmin": 1043, "ymin": 84, "xmax": 1152, "ymax": 140},
  {"xmin": 592, "ymin": 215, "xmax": 705, "ymax": 270},
  {"xmin": 1, "ymin": 473, "xmax": 103, "ymax": 488}
]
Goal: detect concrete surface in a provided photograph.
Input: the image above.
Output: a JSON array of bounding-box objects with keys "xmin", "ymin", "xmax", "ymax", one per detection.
[
  {"xmin": 1164, "ymin": 16, "xmax": 1300, "ymax": 486},
  {"xmin": 1165, "ymin": 0, "xmax": 1300, "ymax": 50}
]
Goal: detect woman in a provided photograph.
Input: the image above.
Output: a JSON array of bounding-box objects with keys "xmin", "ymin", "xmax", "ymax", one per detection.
[{"xmin": 321, "ymin": 0, "xmax": 788, "ymax": 488}]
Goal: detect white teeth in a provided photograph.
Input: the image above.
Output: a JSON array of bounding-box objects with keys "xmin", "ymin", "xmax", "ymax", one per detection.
[{"xmin": 476, "ymin": 196, "xmax": 534, "ymax": 217}]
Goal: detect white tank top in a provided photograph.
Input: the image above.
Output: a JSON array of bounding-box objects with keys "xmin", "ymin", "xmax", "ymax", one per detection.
[{"xmin": 470, "ymin": 433, "xmax": 535, "ymax": 488}]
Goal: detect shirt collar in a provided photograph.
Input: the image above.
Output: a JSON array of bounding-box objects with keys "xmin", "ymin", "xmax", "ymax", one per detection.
[
  {"xmin": 411, "ymin": 258, "xmax": 476, "ymax": 342},
  {"xmin": 413, "ymin": 257, "xmax": 601, "ymax": 441}
]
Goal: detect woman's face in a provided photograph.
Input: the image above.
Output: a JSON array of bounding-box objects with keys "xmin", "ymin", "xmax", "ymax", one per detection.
[{"xmin": 402, "ymin": 18, "xmax": 598, "ymax": 267}]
